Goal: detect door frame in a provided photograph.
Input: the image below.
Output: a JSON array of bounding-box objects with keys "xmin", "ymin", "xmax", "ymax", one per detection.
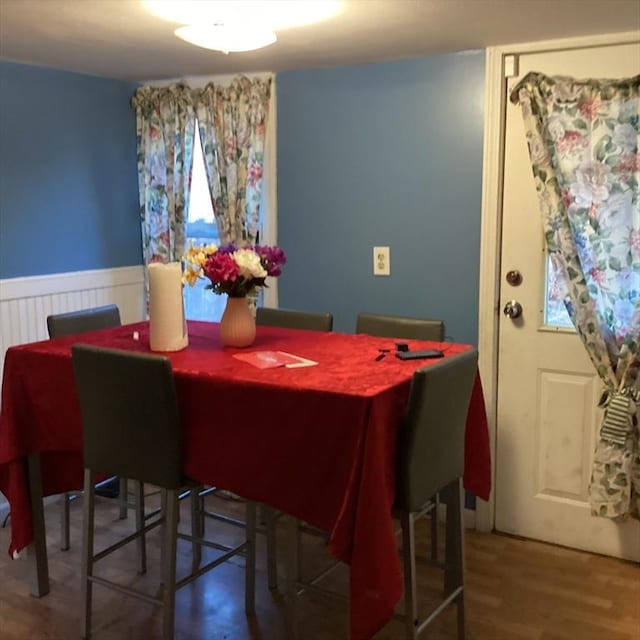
[{"xmin": 476, "ymin": 29, "xmax": 640, "ymax": 533}]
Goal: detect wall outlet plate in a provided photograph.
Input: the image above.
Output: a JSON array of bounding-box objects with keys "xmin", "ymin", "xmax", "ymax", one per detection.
[{"xmin": 373, "ymin": 246, "xmax": 390, "ymax": 276}]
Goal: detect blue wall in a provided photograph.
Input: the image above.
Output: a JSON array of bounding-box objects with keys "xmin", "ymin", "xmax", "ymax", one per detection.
[
  {"xmin": 277, "ymin": 51, "xmax": 485, "ymax": 343},
  {"xmin": 0, "ymin": 62, "xmax": 141, "ymax": 279}
]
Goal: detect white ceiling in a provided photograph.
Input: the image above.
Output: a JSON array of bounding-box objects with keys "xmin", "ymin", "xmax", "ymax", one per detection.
[{"xmin": 1, "ymin": 0, "xmax": 639, "ymax": 81}]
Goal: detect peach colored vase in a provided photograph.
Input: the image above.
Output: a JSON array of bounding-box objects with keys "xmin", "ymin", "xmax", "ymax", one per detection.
[{"xmin": 219, "ymin": 296, "xmax": 256, "ymax": 348}]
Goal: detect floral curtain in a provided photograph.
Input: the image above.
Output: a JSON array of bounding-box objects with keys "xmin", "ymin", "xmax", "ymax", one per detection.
[
  {"xmin": 510, "ymin": 73, "xmax": 640, "ymax": 520},
  {"xmin": 132, "ymin": 84, "xmax": 196, "ymax": 266},
  {"xmin": 194, "ymin": 76, "xmax": 272, "ymax": 245}
]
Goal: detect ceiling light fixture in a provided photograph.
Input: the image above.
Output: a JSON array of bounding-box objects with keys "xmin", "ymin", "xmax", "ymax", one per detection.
[
  {"xmin": 175, "ymin": 23, "xmax": 277, "ymax": 54},
  {"xmin": 144, "ymin": 0, "xmax": 343, "ymax": 30}
]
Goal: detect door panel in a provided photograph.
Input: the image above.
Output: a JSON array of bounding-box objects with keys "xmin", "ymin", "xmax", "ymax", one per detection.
[{"xmin": 496, "ymin": 41, "xmax": 640, "ymax": 560}]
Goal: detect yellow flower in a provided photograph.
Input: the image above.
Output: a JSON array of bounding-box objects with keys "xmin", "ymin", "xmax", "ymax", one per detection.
[{"xmin": 182, "ymin": 263, "xmax": 201, "ymax": 286}]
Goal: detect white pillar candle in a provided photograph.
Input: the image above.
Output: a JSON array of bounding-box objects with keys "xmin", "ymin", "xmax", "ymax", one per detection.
[{"xmin": 148, "ymin": 262, "xmax": 189, "ymax": 352}]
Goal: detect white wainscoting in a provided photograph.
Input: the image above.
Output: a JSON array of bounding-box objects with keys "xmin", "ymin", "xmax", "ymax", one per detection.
[{"xmin": 0, "ymin": 265, "xmax": 145, "ymax": 389}]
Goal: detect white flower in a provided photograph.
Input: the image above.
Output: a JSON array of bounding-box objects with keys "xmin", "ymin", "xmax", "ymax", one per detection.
[
  {"xmin": 618, "ymin": 98, "xmax": 638, "ymax": 121},
  {"xmin": 612, "ymin": 122, "xmax": 637, "ymax": 150},
  {"xmin": 528, "ymin": 135, "xmax": 550, "ymax": 166},
  {"xmin": 613, "ymin": 298, "xmax": 636, "ymax": 332},
  {"xmin": 233, "ymin": 249, "xmax": 267, "ymax": 280},
  {"xmin": 546, "ymin": 114, "xmax": 571, "ymax": 142},
  {"xmin": 551, "ymin": 80, "xmax": 581, "ymax": 103},
  {"xmin": 570, "ymin": 161, "xmax": 612, "ymax": 208},
  {"xmin": 598, "ymin": 191, "xmax": 633, "ymax": 231}
]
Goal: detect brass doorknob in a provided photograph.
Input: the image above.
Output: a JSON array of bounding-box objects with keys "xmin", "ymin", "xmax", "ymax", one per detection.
[{"xmin": 503, "ymin": 300, "xmax": 523, "ymax": 319}]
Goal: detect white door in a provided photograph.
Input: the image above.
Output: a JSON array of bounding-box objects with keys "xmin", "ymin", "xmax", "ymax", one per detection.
[{"xmin": 495, "ymin": 41, "xmax": 640, "ymax": 561}]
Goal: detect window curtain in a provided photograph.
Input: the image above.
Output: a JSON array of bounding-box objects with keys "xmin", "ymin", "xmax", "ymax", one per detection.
[
  {"xmin": 132, "ymin": 84, "xmax": 196, "ymax": 267},
  {"xmin": 510, "ymin": 73, "xmax": 640, "ymax": 520},
  {"xmin": 194, "ymin": 76, "xmax": 272, "ymax": 246}
]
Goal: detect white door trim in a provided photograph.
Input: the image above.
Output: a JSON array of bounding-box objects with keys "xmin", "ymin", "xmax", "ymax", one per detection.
[{"xmin": 476, "ymin": 30, "xmax": 640, "ymax": 533}]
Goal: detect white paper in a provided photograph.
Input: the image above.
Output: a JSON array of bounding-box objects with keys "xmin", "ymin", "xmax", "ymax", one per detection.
[
  {"xmin": 148, "ymin": 262, "xmax": 188, "ymax": 352},
  {"xmin": 278, "ymin": 351, "xmax": 318, "ymax": 368}
]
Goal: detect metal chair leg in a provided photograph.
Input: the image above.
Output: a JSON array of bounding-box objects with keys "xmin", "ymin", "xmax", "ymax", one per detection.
[
  {"xmin": 264, "ymin": 505, "xmax": 278, "ymax": 590},
  {"xmin": 284, "ymin": 516, "xmax": 300, "ymax": 640},
  {"xmin": 80, "ymin": 470, "xmax": 96, "ymax": 640},
  {"xmin": 401, "ymin": 511, "xmax": 418, "ymax": 640},
  {"xmin": 443, "ymin": 479, "xmax": 465, "ymax": 639},
  {"xmin": 191, "ymin": 489, "xmax": 202, "ymax": 574},
  {"xmin": 60, "ymin": 493, "xmax": 71, "ymax": 551},
  {"xmin": 161, "ymin": 490, "xmax": 179, "ymax": 640},
  {"xmin": 245, "ymin": 501, "xmax": 257, "ymax": 614},
  {"xmin": 134, "ymin": 480, "xmax": 147, "ymax": 574},
  {"xmin": 431, "ymin": 492, "xmax": 439, "ymax": 562},
  {"xmin": 119, "ymin": 478, "xmax": 128, "ymax": 520}
]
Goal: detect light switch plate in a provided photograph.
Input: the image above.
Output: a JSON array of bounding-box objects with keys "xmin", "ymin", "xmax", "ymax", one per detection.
[{"xmin": 373, "ymin": 246, "xmax": 390, "ymax": 276}]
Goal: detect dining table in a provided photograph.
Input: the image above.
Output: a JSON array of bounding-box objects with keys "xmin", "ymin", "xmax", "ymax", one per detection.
[{"xmin": 0, "ymin": 320, "xmax": 491, "ymax": 640}]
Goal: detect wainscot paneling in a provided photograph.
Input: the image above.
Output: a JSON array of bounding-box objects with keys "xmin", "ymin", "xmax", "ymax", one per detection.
[{"xmin": 0, "ymin": 266, "xmax": 145, "ymax": 390}]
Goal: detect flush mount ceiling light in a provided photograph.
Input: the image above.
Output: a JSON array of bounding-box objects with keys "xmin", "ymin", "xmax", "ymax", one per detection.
[
  {"xmin": 175, "ymin": 23, "xmax": 277, "ymax": 54},
  {"xmin": 144, "ymin": 0, "xmax": 343, "ymax": 30}
]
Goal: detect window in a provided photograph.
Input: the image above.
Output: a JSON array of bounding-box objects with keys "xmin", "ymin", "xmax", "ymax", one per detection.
[
  {"xmin": 544, "ymin": 256, "xmax": 573, "ymax": 328},
  {"xmin": 183, "ymin": 124, "xmax": 227, "ymax": 322}
]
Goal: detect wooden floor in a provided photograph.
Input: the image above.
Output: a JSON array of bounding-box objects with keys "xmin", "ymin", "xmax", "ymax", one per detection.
[{"xmin": 0, "ymin": 491, "xmax": 638, "ymax": 640}]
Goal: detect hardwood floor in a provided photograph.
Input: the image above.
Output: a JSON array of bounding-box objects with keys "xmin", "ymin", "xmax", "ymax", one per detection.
[{"xmin": 0, "ymin": 492, "xmax": 638, "ymax": 640}]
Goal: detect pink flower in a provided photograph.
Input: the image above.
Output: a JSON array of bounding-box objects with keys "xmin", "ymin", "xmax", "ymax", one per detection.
[
  {"xmin": 616, "ymin": 151, "xmax": 640, "ymax": 182},
  {"xmin": 248, "ymin": 163, "xmax": 263, "ymax": 187},
  {"xmin": 629, "ymin": 229, "xmax": 640, "ymax": 253},
  {"xmin": 557, "ymin": 130, "xmax": 588, "ymax": 155},
  {"xmin": 203, "ymin": 252, "xmax": 240, "ymax": 284},
  {"xmin": 561, "ymin": 188, "xmax": 573, "ymax": 209},
  {"xmin": 589, "ymin": 267, "xmax": 606, "ymax": 286},
  {"xmin": 577, "ymin": 97, "xmax": 603, "ymax": 121}
]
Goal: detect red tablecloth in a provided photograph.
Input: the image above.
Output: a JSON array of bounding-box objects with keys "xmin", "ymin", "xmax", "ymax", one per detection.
[{"xmin": 0, "ymin": 321, "xmax": 490, "ymax": 640}]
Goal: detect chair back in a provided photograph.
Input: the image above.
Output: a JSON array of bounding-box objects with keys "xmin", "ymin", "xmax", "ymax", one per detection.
[
  {"xmin": 71, "ymin": 344, "xmax": 182, "ymax": 490},
  {"xmin": 395, "ymin": 349, "xmax": 478, "ymax": 513},
  {"xmin": 47, "ymin": 304, "xmax": 121, "ymax": 338},
  {"xmin": 256, "ymin": 307, "xmax": 333, "ymax": 331},
  {"xmin": 356, "ymin": 312, "xmax": 444, "ymax": 341}
]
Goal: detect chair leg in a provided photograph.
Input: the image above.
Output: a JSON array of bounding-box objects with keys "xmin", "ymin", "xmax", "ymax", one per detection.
[
  {"xmin": 245, "ymin": 501, "xmax": 257, "ymax": 614},
  {"xmin": 263, "ymin": 505, "xmax": 278, "ymax": 590},
  {"xmin": 80, "ymin": 470, "xmax": 96, "ymax": 640},
  {"xmin": 134, "ymin": 481, "xmax": 147, "ymax": 574},
  {"xmin": 431, "ymin": 492, "xmax": 440, "ymax": 563},
  {"xmin": 284, "ymin": 515, "xmax": 299, "ymax": 640},
  {"xmin": 60, "ymin": 493, "xmax": 71, "ymax": 551},
  {"xmin": 161, "ymin": 489, "xmax": 179, "ymax": 640},
  {"xmin": 400, "ymin": 511, "xmax": 418, "ymax": 640},
  {"xmin": 444, "ymin": 478, "xmax": 465, "ymax": 640},
  {"xmin": 191, "ymin": 489, "xmax": 202, "ymax": 574},
  {"xmin": 119, "ymin": 478, "xmax": 128, "ymax": 520}
]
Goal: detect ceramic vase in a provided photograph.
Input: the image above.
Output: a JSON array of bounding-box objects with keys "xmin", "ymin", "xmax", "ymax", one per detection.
[{"xmin": 219, "ymin": 296, "xmax": 256, "ymax": 348}]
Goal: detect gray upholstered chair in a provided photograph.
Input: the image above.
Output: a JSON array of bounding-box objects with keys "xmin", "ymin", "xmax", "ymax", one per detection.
[
  {"xmin": 395, "ymin": 349, "xmax": 477, "ymax": 639},
  {"xmin": 72, "ymin": 344, "xmax": 257, "ymax": 640},
  {"xmin": 356, "ymin": 312, "xmax": 444, "ymax": 342},
  {"xmin": 284, "ymin": 349, "xmax": 478, "ymax": 640},
  {"xmin": 256, "ymin": 307, "xmax": 334, "ymax": 332},
  {"xmin": 46, "ymin": 304, "xmax": 127, "ymax": 551},
  {"xmin": 356, "ymin": 311, "xmax": 445, "ymax": 560}
]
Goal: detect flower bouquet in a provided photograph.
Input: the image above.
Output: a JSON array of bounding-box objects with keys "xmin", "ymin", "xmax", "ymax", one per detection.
[
  {"xmin": 182, "ymin": 242, "xmax": 286, "ymax": 298},
  {"xmin": 182, "ymin": 242, "xmax": 286, "ymax": 347}
]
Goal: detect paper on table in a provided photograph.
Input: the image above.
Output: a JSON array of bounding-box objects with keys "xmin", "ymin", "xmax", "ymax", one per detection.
[
  {"xmin": 233, "ymin": 351, "xmax": 318, "ymax": 369},
  {"xmin": 148, "ymin": 262, "xmax": 189, "ymax": 352},
  {"xmin": 278, "ymin": 352, "xmax": 318, "ymax": 368}
]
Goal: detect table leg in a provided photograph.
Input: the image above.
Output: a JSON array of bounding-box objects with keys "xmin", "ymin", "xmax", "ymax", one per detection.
[{"xmin": 26, "ymin": 453, "xmax": 50, "ymax": 597}]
